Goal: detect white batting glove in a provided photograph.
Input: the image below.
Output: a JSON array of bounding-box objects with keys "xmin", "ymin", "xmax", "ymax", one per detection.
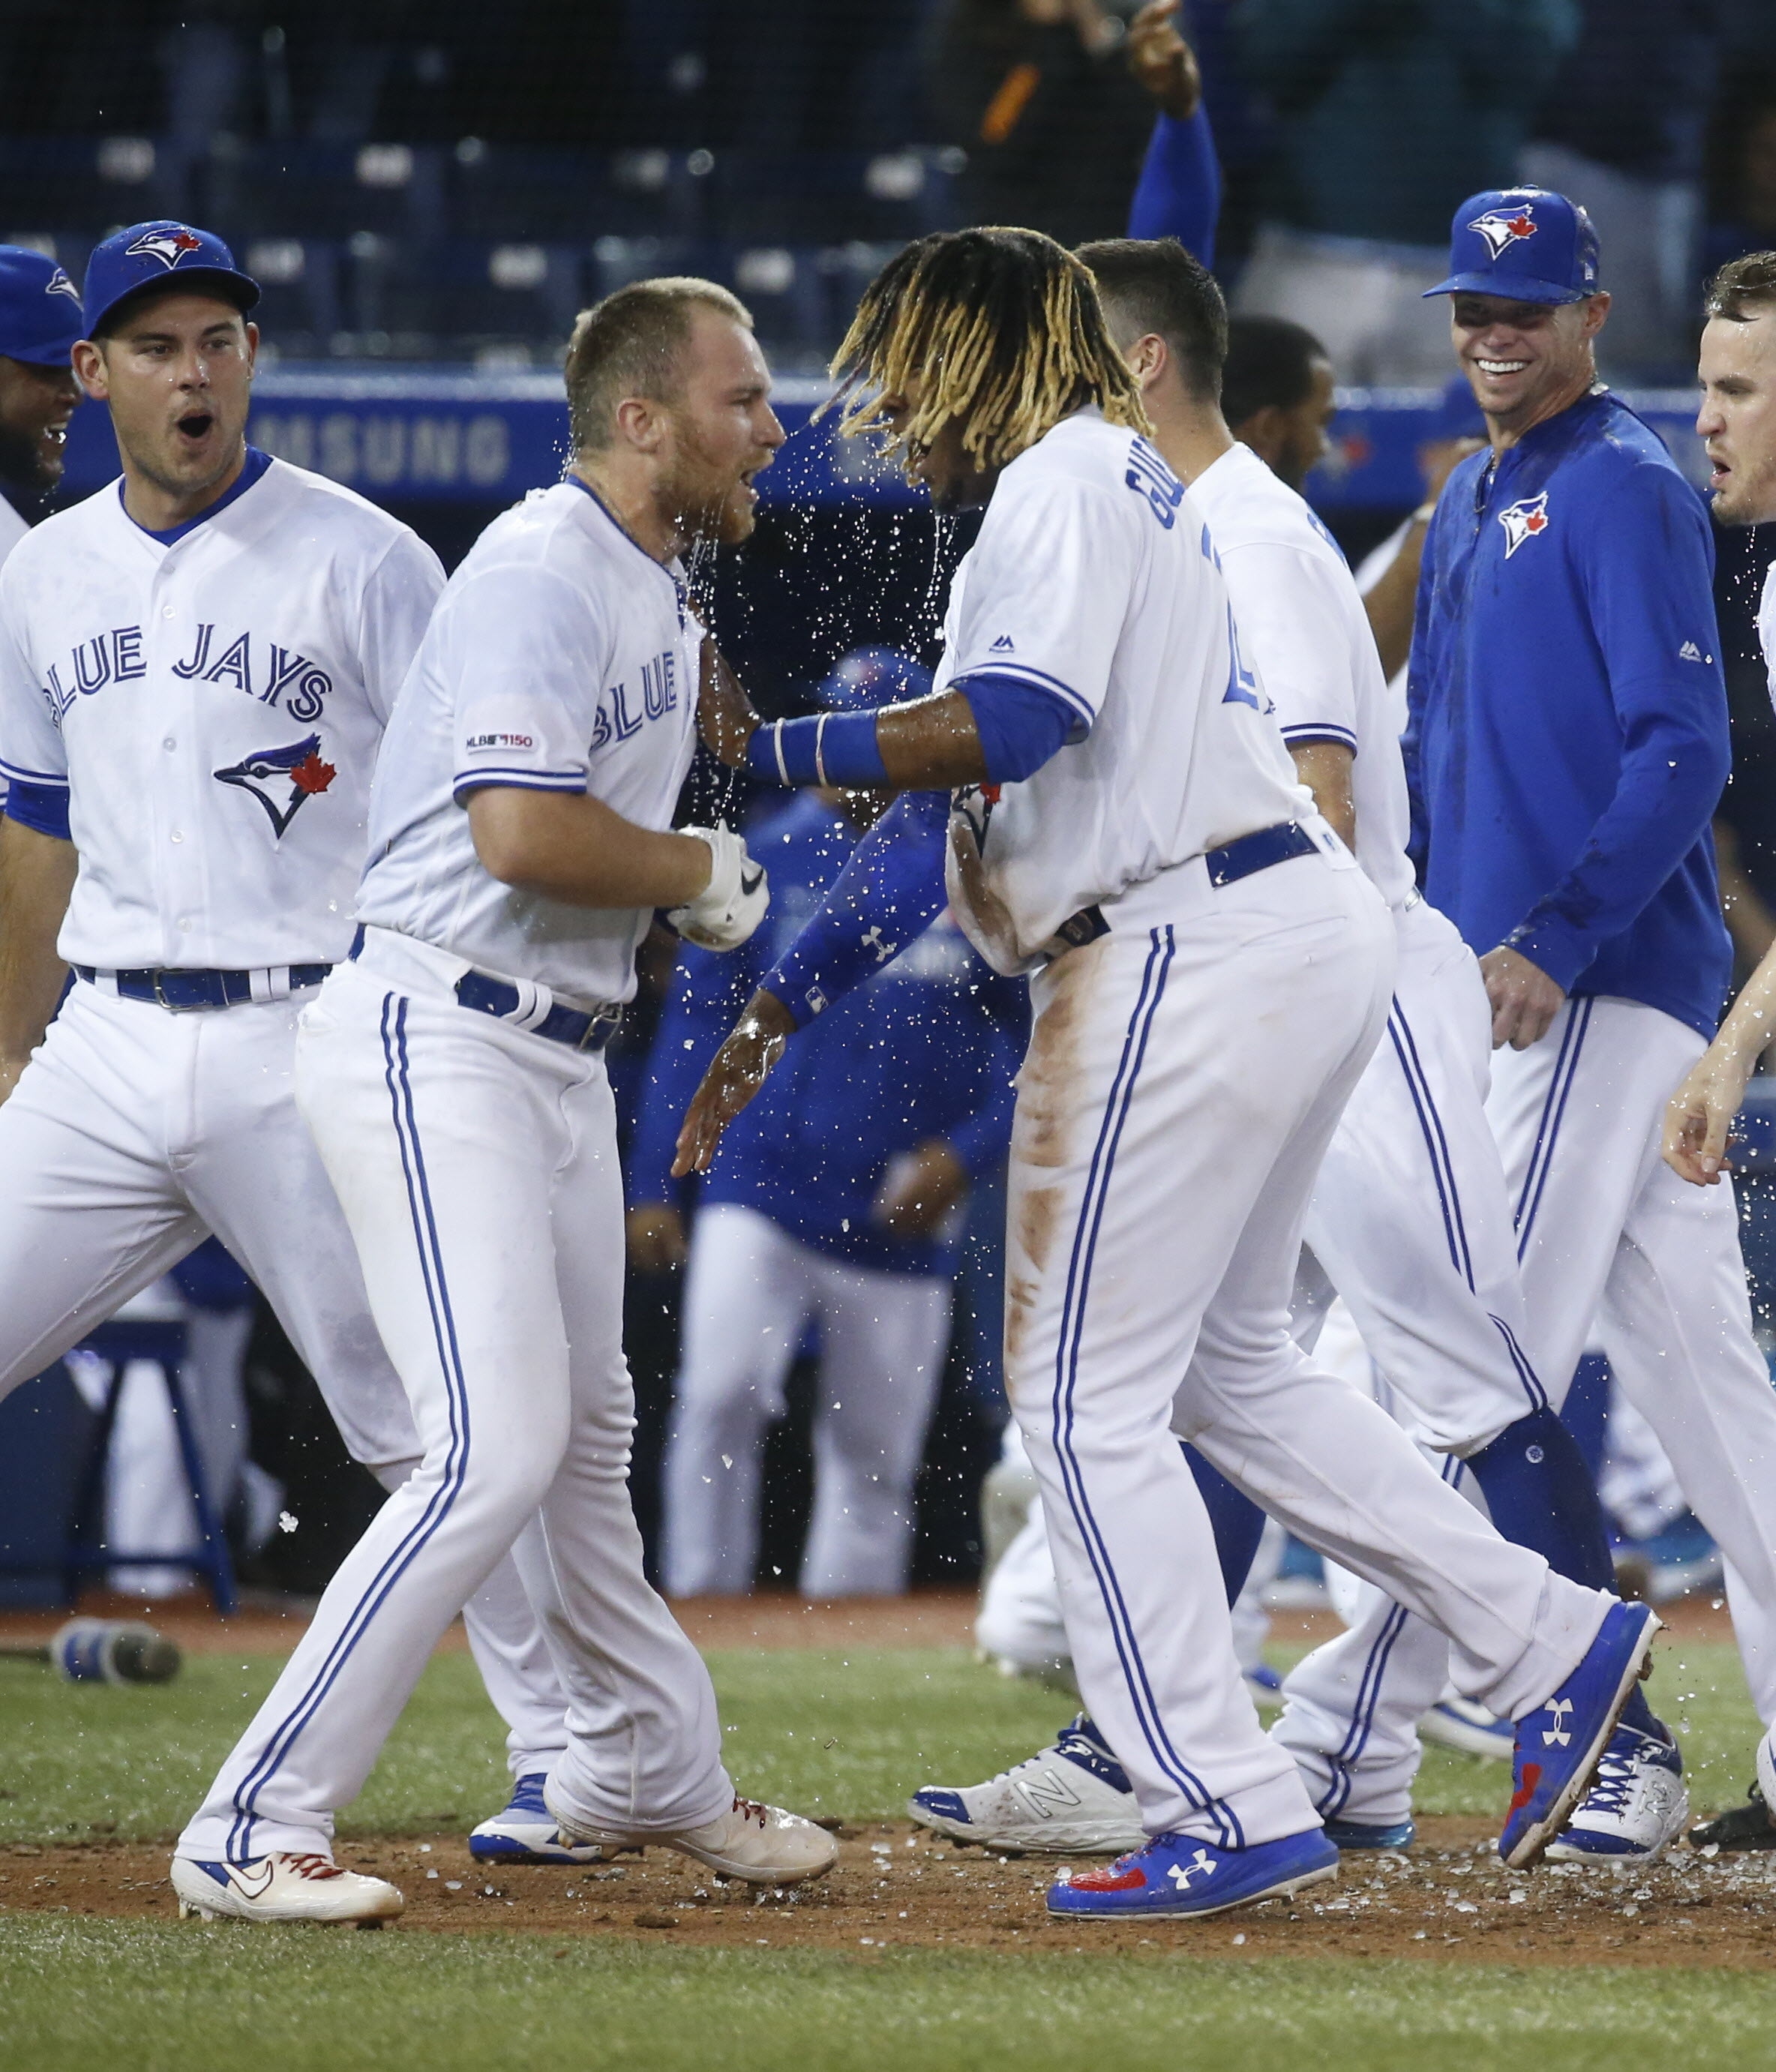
[{"xmin": 668, "ymin": 823, "xmax": 769, "ymax": 950}]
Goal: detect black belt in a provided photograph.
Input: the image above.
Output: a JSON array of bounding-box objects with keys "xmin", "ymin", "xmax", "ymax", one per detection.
[
  {"xmin": 75, "ymin": 964, "xmax": 332, "ymax": 1011},
  {"xmin": 1045, "ymin": 822, "xmax": 1325, "ymax": 960}
]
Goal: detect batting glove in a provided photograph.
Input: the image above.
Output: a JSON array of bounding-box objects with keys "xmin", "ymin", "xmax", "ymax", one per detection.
[{"xmin": 668, "ymin": 823, "xmax": 769, "ymax": 950}]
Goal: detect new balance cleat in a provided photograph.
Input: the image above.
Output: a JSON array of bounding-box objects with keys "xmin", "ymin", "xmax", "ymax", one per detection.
[
  {"xmin": 542, "ymin": 1788, "xmax": 838, "ymax": 1887},
  {"xmin": 1544, "ymin": 1723, "xmax": 1688, "ymax": 1862},
  {"xmin": 1420, "ymin": 1696, "xmax": 1514, "ymax": 1760},
  {"xmin": 172, "ymin": 1852, "xmax": 403, "ymax": 1926},
  {"xmin": 1323, "ymin": 1816, "xmax": 1414, "ymax": 1851},
  {"xmin": 1499, "ymin": 1600, "xmax": 1660, "ymax": 1869},
  {"xmin": 1047, "ymin": 1827, "xmax": 1338, "ymax": 1919},
  {"xmin": 908, "ymin": 1715, "xmax": 1146, "ymax": 1856},
  {"xmin": 469, "ymin": 1773, "xmax": 615, "ymax": 1864}
]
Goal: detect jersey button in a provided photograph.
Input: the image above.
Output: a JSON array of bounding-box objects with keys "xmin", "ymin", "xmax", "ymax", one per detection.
[
  {"xmin": 162, "ymin": 606, "xmax": 176, "ymax": 619},
  {"xmin": 170, "ymin": 830, "xmax": 184, "ymax": 844},
  {"xmin": 162, "ymin": 737, "xmax": 176, "ymax": 751}
]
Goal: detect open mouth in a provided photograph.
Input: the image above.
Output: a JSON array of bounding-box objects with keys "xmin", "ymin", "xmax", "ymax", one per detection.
[
  {"xmin": 176, "ymin": 409, "xmax": 215, "ymax": 444},
  {"xmin": 1474, "ymin": 358, "xmax": 1528, "ymax": 376}
]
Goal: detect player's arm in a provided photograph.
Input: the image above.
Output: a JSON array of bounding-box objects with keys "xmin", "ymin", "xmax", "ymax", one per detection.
[
  {"xmin": 1287, "ymin": 738, "xmax": 1356, "ymax": 848},
  {"xmin": 468, "ymin": 787, "xmax": 716, "ymax": 908},
  {"xmin": 0, "ymin": 812, "xmax": 76, "ymax": 1105},
  {"xmin": 1124, "ymin": 2, "xmax": 1218, "ymax": 265},
  {"xmin": 674, "ymin": 790, "xmax": 952, "ymax": 1176},
  {"xmin": 1663, "ymin": 944, "xmax": 1776, "ymax": 1185},
  {"xmin": 1483, "ymin": 471, "xmax": 1731, "ymax": 1050}
]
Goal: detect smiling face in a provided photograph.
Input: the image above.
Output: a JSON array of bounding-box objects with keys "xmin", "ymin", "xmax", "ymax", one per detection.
[
  {"xmin": 652, "ymin": 306, "xmax": 784, "ymax": 547},
  {"xmin": 1448, "ymin": 291, "xmax": 1608, "ymax": 440},
  {"xmin": 1698, "ymin": 308, "xmax": 1776, "ymax": 526},
  {"xmin": 74, "ymin": 289, "xmax": 256, "ymax": 509},
  {"xmin": 0, "ymin": 352, "xmax": 80, "ymax": 495}
]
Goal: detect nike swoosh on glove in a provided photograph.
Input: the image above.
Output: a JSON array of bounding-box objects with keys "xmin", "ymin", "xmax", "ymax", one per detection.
[{"xmin": 668, "ymin": 823, "xmax": 770, "ymax": 949}]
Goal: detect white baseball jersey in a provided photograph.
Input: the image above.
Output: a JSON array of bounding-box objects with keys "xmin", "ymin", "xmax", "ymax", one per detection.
[
  {"xmin": 0, "ymin": 451, "xmax": 443, "ymax": 971},
  {"xmin": 1190, "ymin": 443, "xmax": 1414, "ymax": 910},
  {"xmin": 936, "ymin": 410, "xmax": 1306, "ymax": 976},
  {"xmin": 0, "ymin": 494, "xmax": 27, "ymax": 811},
  {"xmin": 1760, "ymin": 556, "xmax": 1776, "ymax": 709},
  {"xmin": 356, "ymin": 478, "xmax": 699, "ymax": 1009}
]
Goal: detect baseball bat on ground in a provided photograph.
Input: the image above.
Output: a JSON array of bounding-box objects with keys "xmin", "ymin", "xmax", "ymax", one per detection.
[{"xmin": 0, "ymin": 1618, "xmax": 182, "ymax": 1684}]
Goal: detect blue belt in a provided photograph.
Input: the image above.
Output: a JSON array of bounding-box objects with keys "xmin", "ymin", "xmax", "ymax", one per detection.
[
  {"xmin": 75, "ymin": 964, "xmax": 332, "ymax": 1010},
  {"xmin": 454, "ymin": 970, "xmax": 621, "ymax": 1051},
  {"xmin": 1204, "ymin": 820, "xmax": 1322, "ymax": 886}
]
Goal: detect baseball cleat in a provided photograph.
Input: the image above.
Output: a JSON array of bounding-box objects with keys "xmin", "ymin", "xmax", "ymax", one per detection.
[
  {"xmin": 172, "ymin": 1852, "xmax": 403, "ymax": 1926},
  {"xmin": 1047, "ymin": 1827, "xmax": 1338, "ymax": 1919},
  {"xmin": 542, "ymin": 1787, "xmax": 838, "ymax": 1887},
  {"xmin": 469, "ymin": 1773, "xmax": 616, "ymax": 1864},
  {"xmin": 1244, "ymin": 1663, "xmax": 1285, "ymax": 1710},
  {"xmin": 1419, "ymin": 1695, "xmax": 1515, "ymax": 1760},
  {"xmin": 1322, "ymin": 1815, "xmax": 1414, "ymax": 1851},
  {"xmin": 907, "ymin": 1715, "xmax": 1146, "ymax": 1856},
  {"xmin": 1544, "ymin": 1723, "xmax": 1688, "ymax": 1863},
  {"xmin": 1688, "ymin": 1782, "xmax": 1776, "ymax": 1852},
  {"xmin": 1498, "ymin": 1600, "xmax": 1661, "ymax": 1869}
]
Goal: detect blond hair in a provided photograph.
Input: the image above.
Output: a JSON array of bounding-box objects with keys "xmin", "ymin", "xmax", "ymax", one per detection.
[{"xmin": 564, "ymin": 277, "xmax": 752, "ymax": 453}]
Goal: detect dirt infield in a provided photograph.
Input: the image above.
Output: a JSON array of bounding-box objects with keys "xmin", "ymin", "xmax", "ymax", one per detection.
[{"xmin": 7, "ymin": 1816, "xmax": 1775, "ymax": 1970}]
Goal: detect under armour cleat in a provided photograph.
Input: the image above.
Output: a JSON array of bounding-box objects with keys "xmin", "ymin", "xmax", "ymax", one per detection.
[
  {"xmin": 1047, "ymin": 1827, "xmax": 1338, "ymax": 1919},
  {"xmin": 1322, "ymin": 1816, "xmax": 1414, "ymax": 1851},
  {"xmin": 1498, "ymin": 1600, "xmax": 1660, "ymax": 1869},
  {"xmin": 908, "ymin": 1715, "xmax": 1146, "ymax": 1856},
  {"xmin": 172, "ymin": 1852, "xmax": 403, "ymax": 1926},
  {"xmin": 543, "ymin": 1787, "xmax": 838, "ymax": 1887},
  {"xmin": 1544, "ymin": 1723, "xmax": 1688, "ymax": 1862},
  {"xmin": 470, "ymin": 1773, "xmax": 616, "ymax": 1865},
  {"xmin": 1420, "ymin": 1696, "xmax": 1514, "ymax": 1760}
]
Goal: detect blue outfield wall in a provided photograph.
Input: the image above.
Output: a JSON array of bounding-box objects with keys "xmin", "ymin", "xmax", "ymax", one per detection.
[{"xmin": 58, "ymin": 370, "xmax": 1711, "ymax": 512}]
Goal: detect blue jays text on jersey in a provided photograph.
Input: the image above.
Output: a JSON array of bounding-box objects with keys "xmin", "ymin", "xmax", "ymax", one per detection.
[
  {"xmin": 1406, "ymin": 387, "xmax": 1732, "ymax": 1042},
  {"xmin": 589, "ymin": 648, "xmax": 680, "ymax": 748},
  {"xmin": 35, "ymin": 621, "xmax": 335, "ymax": 727}
]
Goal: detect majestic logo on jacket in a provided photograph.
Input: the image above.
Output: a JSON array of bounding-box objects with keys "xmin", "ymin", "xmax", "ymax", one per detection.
[
  {"xmin": 126, "ymin": 226, "xmax": 206, "ymax": 270},
  {"xmin": 1498, "ymin": 492, "xmax": 1550, "ymax": 558},
  {"xmin": 214, "ymin": 733, "xmax": 336, "ymax": 837},
  {"xmin": 1468, "ymin": 208, "xmax": 1538, "ymax": 258}
]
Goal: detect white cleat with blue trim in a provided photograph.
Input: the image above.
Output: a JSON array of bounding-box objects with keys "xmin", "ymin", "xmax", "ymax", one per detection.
[
  {"xmin": 1543, "ymin": 1724, "xmax": 1688, "ymax": 1862},
  {"xmin": 908, "ymin": 1716, "xmax": 1147, "ymax": 1856},
  {"xmin": 470, "ymin": 1773, "xmax": 616, "ymax": 1865},
  {"xmin": 172, "ymin": 1852, "xmax": 404, "ymax": 1925}
]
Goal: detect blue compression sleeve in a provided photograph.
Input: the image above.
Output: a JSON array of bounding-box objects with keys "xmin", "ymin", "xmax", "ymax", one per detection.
[
  {"xmin": 1126, "ymin": 106, "xmax": 1221, "ymax": 267},
  {"xmin": 959, "ymin": 672, "xmax": 1077, "ymax": 784},
  {"xmin": 763, "ymin": 789, "xmax": 950, "ymax": 1027},
  {"xmin": 746, "ymin": 710, "xmax": 888, "ymax": 787},
  {"xmin": 3, "ymin": 780, "xmax": 71, "ymax": 842}
]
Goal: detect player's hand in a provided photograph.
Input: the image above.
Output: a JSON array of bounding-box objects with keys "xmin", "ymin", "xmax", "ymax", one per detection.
[
  {"xmin": 674, "ymin": 988, "xmax": 796, "ymax": 1177},
  {"xmin": 872, "ymin": 1139, "xmax": 968, "ymax": 1240},
  {"xmin": 666, "ymin": 823, "xmax": 769, "ymax": 950},
  {"xmin": 698, "ymin": 639, "xmax": 761, "ymax": 768},
  {"xmin": 1126, "ymin": 0, "xmax": 1202, "ymax": 118},
  {"xmin": 1479, "ymin": 946, "xmax": 1565, "ymax": 1051},
  {"xmin": 1663, "ymin": 1047, "xmax": 1750, "ymax": 1186},
  {"xmin": 626, "ymin": 1202, "xmax": 689, "ymax": 1269}
]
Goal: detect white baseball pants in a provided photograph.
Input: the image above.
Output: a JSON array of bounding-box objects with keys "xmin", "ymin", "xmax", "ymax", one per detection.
[
  {"xmin": 662, "ymin": 1202, "xmax": 952, "ymax": 1598},
  {"xmin": 0, "ymin": 978, "xmax": 567, "ymax": 1782},
  {"xmin": 1006, "ymin": 853, "xmax": 1610, "ymax": 1846},
  {"xmin": 182, "ymin": 936, "xmax": 733, "ymax": 1861}
]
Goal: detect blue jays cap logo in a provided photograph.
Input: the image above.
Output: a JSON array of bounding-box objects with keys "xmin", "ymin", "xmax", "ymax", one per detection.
[
  {"xmin": 214, "ymin": 733, "xmax": 336, "ymax": 838},
  {"xmin": 126, "ymin": 226, "xmax": 207, "ymax": 271},
  {"xmin": 1498, "ymin": 492, "xmax": 1550, "ymax": 559},
  {"xmin": 1468, "ymin": 207, "xmax": 1539, "ymax": 260},
  {"xmin": 44, "ymin": 267, "xmax": 80, "ymax": 303}
]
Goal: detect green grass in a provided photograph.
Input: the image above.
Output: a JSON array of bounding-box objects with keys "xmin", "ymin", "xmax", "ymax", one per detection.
[
  {"xmin": 2, "ymin": 1633, "xmax": 1768, "ymax": 2071},
  {"xmin": 8, "ymin": 1921, "xmax": 1776, "ymax": 2072}
]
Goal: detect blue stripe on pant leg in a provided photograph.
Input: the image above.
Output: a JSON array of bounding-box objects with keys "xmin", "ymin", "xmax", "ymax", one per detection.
[
  {"xmin": 1387, "ymin": 1003, "xmax": 1474, "ymax": 1289},
  {"xmin": 226, "ymin": 993, "xmax": 472, "ymax": 1861},
  {"xmin": 1487, "ymin": 1312, "xmax": 1550, "ymax": 1414},
  {"xmin": 1048, "ymin": 928, "xmax": 1240, "ymax": 1846},
  {"xmin": 1514, "ymin": 999, "xmax": 1592, "ymax": 1257}
]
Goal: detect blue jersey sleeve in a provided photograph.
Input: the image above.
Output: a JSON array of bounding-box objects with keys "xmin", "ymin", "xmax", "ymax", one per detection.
[
  {"xmin": 1126, "ymin": 106, "xmax": 1221, "ymax": 267},
  {"xmin": 762, "ymin": 790, "xmax": 951, "ymax": 1027},
  {"xmin": 1504, "ymin": 466, "xmax": 1731, "ymax": 990},
  {"xmin": 3, "ymin": 779, "xmax": 71, "ymax": 841},
  {"xmin": 627, "ymin": 933, "xmax": 766, "ymax": 1207}
]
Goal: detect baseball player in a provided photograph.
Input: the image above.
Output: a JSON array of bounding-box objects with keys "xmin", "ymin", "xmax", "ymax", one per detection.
[
  {"xmin": 1406, "ymin": 190, "xmax": 1776, "ymax": 1860},
  {"xmin": 914, "ymin": 237, "xmax": 1652, "ymax": 1863},
  {"xmin": 0, "ymin": 249, "xmax": 82, "ymax": 569},
  {"xmin": 632, "ymin": 647, "xmax": 1024, "ymax": 1600},
  {"xmin": 1664, "ymin": 249, "xmax": 1776, "ymax": 1851},
  {"xmin": 674, "ymin": 226, "xmax": 1651, "ymax": 1921},
  {"xmin": 0, "ymin": 220, "xmax": 578, "ymax": 1902},
  {"xmin": 175, "ymin": 276, "xmax": 838, "ymax": 1925}
]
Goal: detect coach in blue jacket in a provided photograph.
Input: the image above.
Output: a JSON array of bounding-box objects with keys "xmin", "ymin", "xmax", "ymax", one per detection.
[
  {"xmin": 628, "ymin": 650, "xmax": 1024, "ymax": 1600},
  {"xmin": 1408, "ymin": 188, "xmax": 1776, "ymax": 1859}
]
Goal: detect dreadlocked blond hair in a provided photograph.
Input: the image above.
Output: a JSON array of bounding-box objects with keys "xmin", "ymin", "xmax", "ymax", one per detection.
[{"xmin": 830, "ymin": 227, "xmax": 1150, "ymax": 474}]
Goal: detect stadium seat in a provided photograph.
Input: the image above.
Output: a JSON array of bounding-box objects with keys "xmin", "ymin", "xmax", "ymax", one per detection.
[
  {"xmin": 202, "ymin": 140, "xmax": 447, "ymax": 244},
  {"xmin": 0, "ymin": 135, "xmax": 191, "ymax": 241},
  {"xmin": 344, "ymin": 237, "xmax": 584, "ymax": 359}
]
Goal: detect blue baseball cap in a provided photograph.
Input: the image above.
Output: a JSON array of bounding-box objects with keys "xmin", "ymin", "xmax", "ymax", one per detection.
[
  {"xmin": 0, "ymin": 247, "xmax": 84, "ymax": 365},
  {"xmin": 814, "ymin": 645, "xmax": 933, "ymax": 712},
  {"xmin": 82, "ymin": 221, "xmax": 260, "ymax": 339},
  {"xmin": 1423, "ymin": 188, "xmax": 1601, "ymax": 306}
]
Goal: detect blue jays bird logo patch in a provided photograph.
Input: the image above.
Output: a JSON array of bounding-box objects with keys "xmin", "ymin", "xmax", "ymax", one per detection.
[
  {"xmin": 1468, "ymin": 207, "xmax": 1538, "ymax": 258},
  {"xmin": 1498, "ymin": 492, "xmax": 1550, "ymax": 559},
  {"xmin": 214, "ymin": 734, "xmax": 337, "ymax": 837},
  {"xmin": 126, "ymin": 226, "xmax": 206, "ymax": 269}
]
